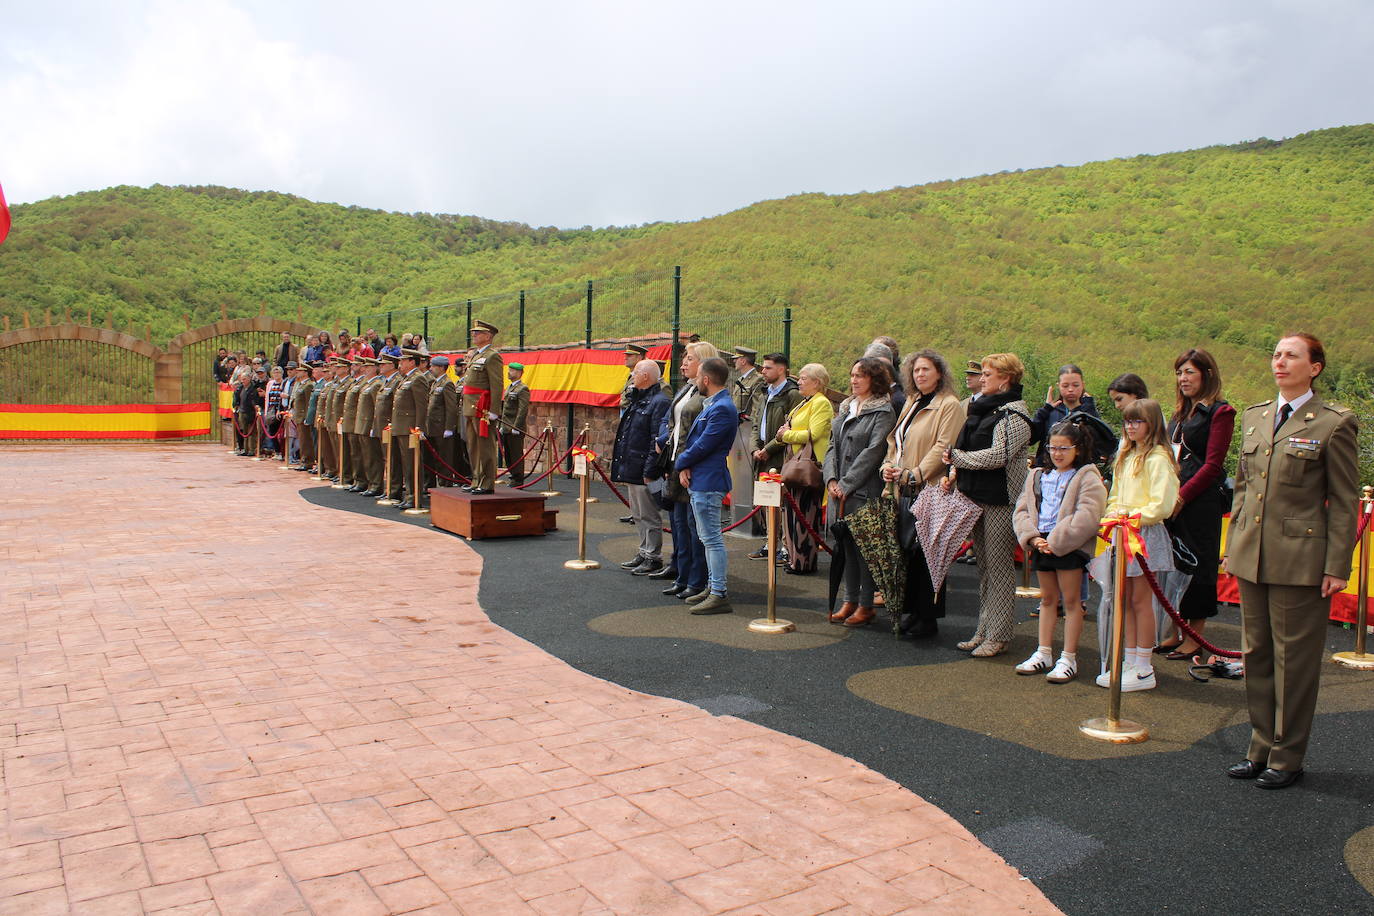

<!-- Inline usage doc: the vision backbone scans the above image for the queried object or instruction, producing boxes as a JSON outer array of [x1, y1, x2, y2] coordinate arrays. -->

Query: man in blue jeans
[[674, 357, 740, 615]]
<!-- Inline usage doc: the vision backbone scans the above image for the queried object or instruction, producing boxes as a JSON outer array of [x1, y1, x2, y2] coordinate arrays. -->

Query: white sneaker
[[1046, 656, 1077, 684], [1122, 668, 1157, 692], [1014, 652, 1053, 675], [1095, 668, 1124, 688]]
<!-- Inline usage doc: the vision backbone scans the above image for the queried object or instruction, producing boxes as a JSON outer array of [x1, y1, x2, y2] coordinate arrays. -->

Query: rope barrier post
[[1015, 459, 1040, 598], [331, 421, 350, 489], [404, 431, 430, 516], [748, 474, 794, 635], [540, 424, 561, 497], [564, 447, 600, 570], [309, 422, 326, 480], [577, 424, 598, 503], [1333, 485, 1374, 670], [252, 411, 265, 461], [1080, 512, 1149, 744], [377, 427, 399, 505], [278, 418, 291, 469]]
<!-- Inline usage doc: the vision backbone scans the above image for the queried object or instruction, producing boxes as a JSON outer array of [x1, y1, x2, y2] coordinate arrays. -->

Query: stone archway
[[0, 324, 164, 406], [0, 323, 164, 361], [162, 316, 319, 403]]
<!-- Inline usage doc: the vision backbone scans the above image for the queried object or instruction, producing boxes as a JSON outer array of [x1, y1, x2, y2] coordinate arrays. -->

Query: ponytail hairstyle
[[1116, 398, 1176, 477]]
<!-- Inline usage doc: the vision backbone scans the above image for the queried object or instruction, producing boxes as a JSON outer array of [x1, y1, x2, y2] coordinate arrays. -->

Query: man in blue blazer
[[675, 357, 740, 614]]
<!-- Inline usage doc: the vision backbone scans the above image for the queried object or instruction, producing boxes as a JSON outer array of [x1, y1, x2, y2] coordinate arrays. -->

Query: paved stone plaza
[[0, 445, 1057, 915]]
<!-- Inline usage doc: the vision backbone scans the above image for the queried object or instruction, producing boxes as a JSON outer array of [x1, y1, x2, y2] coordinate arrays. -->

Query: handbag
[[781, 442, 822, 491]]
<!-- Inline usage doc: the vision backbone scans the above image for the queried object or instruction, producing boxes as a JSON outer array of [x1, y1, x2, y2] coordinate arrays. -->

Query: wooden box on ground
[[429, 487, 548, 539]]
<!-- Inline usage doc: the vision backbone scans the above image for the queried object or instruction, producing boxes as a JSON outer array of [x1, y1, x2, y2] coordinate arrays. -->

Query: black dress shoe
[[675, 585, 700, 599], [362, 489, 381, 497], [460, 484, 474, 492], [348, 485, 365, 493], [646, 566, 678, 580], [620, 557, 647, 570], [631, 561, 663, 576], [397, 501, 414, 510], [1256, 768, 1304, 790], [1226, 759, 1265, 780], [619, 515, 634, 524], [469, 488, 493, 495], [662, 584, 684, 595], [907, 620, 939, 640]]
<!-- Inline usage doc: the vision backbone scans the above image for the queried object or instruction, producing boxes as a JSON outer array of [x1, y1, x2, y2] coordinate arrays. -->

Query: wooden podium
[[429, 487, 553, 539]]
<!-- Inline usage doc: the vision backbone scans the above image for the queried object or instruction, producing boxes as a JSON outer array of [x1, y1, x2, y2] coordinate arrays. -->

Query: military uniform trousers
[[300, 424, 317, 468], [398, 434, 423, 503], [1238, 578, 1332, 772], [465, 418, 499, 491], [317, 423, 335, 476], [501, 430, 527, 485], [360, 435, 384, 491]]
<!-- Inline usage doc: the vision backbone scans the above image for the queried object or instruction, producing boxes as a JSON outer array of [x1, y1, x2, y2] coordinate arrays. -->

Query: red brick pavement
[[0, 445, 1060, 915]]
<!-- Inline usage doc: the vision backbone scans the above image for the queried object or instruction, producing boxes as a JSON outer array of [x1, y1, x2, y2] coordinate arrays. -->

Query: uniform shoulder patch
[[1321, 402, 1352, 416]]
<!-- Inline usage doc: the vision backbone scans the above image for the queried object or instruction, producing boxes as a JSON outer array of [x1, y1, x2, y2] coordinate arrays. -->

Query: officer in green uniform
[[372, 354, 404, 500], [424, 355, 461, 488], [321, 360, 349, 480], [352, 358, 384, 494], [619, 344, 647, 413], [501, 361, 532, 485], [341, 360, 369, 489], [731, 346, 765, 421], [288, 362, 315, 470], [391, 349, 432, 509], [461, 320, 505, 494], [1222, 333, 1360, 789]]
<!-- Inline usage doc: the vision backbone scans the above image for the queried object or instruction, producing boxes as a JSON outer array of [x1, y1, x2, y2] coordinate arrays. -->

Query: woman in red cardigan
[[1161, 348, 1236, 657]]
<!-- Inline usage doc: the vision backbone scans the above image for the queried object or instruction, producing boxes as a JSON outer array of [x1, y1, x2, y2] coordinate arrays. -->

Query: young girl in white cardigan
[[1012, 420, 1108, 683]]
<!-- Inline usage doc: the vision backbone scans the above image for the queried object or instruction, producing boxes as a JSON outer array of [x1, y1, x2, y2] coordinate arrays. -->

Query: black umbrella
[[827, 496, 850, 615]]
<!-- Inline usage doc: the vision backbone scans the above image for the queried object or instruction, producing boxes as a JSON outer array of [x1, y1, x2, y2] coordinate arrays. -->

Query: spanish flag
[[0, 403, 212, 439], [0, 181, 10, 246], [433, 345, 673, 408]]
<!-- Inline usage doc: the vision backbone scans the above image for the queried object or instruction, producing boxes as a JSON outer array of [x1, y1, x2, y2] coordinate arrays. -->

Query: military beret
[[508, 362, 524, 371], [430, 355, 450, 368]]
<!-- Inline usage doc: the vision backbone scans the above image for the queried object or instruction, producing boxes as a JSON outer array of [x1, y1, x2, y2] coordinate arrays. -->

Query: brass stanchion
[[1080, 513, 1149, 743], [1333, 485, 1374, 670], [331, 421, 349, 489], [564, 448, 600, 570], [309, 424, 326, 480], [749, 495, 795, 635], [252, 411, 266, 461], [376, 427, 399, 505], [404, 431, 429, 516], [540, 424, 561, 498], [577, 424, 598, 503], [277, 418, 292, 469]]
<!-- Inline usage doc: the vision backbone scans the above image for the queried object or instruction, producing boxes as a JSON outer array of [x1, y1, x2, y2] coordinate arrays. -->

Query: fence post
[[670, 265, 682, 391], [519, 290, 526, 351], [423, 306, 429, 344], [356, 317, 361, 337], [466, 300, 473, 349], [387, 311, 392, 334], [783, 305, 792, 366]]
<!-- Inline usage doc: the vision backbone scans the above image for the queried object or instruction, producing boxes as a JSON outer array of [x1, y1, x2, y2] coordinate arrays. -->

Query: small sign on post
[[749, 472, 794, 635]]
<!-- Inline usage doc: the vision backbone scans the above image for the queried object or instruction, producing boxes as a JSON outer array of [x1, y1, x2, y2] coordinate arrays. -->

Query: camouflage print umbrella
[[912, 481, 984, 597], [846, 484, 907, 636]]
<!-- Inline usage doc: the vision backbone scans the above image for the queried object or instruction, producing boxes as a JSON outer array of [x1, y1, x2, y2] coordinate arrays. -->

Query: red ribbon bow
[[1100, 513, 1148, 560], [572, 446, 597, 462], [757, 471, 782, 483]]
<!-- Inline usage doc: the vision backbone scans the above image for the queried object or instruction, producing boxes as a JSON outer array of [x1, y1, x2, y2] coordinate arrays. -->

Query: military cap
[[733, 346, 757, 360], [379, 353, 400, 366], [623, 344, 647, 356], [430, 355, 450, 368], [718, 350, 737, 359], [508, 362, 524, 371], [399, 348, 425, 360], [964, 360, 983, 374], [286, 360, 299, 369], [360, 357, 380, 366], [470, 319, 499, 335], [335, 357, 354, 366]]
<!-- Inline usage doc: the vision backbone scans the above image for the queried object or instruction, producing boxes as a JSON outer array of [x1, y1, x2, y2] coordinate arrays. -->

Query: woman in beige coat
[[880, 349, 965, 638]]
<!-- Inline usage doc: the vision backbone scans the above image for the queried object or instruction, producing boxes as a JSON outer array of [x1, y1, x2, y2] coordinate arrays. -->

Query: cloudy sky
[[2, 0, 1371, 227]]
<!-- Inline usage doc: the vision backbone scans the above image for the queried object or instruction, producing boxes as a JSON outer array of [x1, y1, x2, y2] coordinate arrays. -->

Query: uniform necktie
[[1275, 402, 1292, 432]]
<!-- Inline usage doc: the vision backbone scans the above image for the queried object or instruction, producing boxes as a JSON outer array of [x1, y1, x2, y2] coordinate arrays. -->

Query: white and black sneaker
[[1122, 668, 1157, 692], [1045, 656, 1077, 684], [1014, 652, 1053, 676]]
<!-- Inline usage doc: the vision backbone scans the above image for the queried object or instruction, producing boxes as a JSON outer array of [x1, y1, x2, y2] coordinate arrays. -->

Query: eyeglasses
[[1047, 445, 1076, 453], [1124, 419, 1146, 426]]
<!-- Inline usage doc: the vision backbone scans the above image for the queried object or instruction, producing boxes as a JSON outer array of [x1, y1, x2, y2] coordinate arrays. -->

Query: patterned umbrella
[[911, 482, 984, 597], [847, 485, 908, 635]]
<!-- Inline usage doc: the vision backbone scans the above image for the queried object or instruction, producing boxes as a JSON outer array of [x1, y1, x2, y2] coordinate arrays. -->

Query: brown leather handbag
[[781, 442, 822, 491]]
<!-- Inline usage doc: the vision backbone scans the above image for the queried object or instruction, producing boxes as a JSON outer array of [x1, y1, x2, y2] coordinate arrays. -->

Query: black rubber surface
[[301, 477, 1374, 916]]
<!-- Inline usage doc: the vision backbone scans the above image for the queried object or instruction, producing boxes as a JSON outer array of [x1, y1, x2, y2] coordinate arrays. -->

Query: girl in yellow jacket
[[1099, 398, 1180, 692]]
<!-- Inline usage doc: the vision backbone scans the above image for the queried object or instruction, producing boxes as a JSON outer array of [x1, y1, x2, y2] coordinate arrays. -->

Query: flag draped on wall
[[217, 383, 234, 418], [433, 345, 672, 408], [0, 403, 212, 439], [0, 181, 11, 245]]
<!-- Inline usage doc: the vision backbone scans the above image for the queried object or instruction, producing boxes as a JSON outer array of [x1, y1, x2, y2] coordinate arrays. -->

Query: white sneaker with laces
[[1095, 667, 1127, 688], [1046, 656, 1077, 683], [1122, 668, 1157, 691], [1014, 652, 1052, 675]]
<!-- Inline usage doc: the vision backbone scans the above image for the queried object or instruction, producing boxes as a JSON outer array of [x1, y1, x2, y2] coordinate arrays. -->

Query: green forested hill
[[4, 125, 1374, 438]]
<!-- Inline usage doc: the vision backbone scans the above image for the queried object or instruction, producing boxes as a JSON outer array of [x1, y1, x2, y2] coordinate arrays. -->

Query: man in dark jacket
[[748, 352, 805, 558], [612, 360, 672, 576]]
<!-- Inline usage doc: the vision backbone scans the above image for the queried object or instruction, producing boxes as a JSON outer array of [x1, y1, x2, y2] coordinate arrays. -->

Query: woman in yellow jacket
[[771, 363, 835, 574], [880, 349, 966, 638]]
